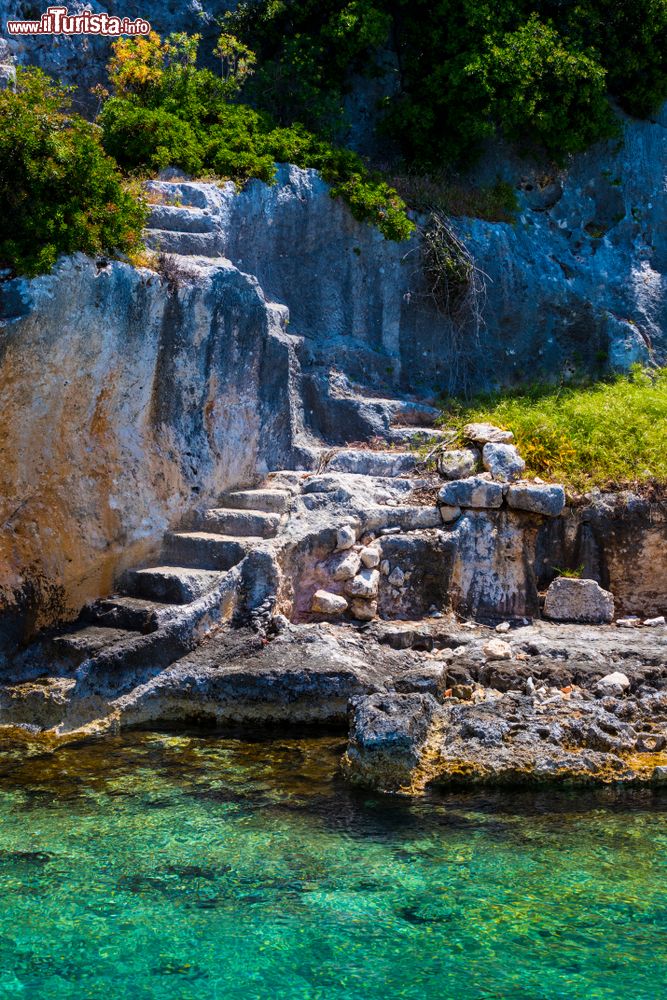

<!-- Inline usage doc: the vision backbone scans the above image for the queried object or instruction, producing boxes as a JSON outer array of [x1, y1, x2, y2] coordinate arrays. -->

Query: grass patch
[[437, 368, 667, 492]]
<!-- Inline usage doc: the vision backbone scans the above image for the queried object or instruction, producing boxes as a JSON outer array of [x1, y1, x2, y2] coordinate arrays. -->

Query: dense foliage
[[228, 0, 667, 165], [0, 68, 146, 277], [99, 32, 414, 241], [438, 368, 667, 490]]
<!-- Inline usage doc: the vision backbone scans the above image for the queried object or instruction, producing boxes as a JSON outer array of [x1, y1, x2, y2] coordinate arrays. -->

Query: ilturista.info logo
[[6, 5, 151, 35]]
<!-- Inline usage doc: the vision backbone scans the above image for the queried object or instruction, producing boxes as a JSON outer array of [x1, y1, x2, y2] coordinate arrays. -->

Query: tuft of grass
[[437, 367, 667, 492], [554, 564, 585, 578]]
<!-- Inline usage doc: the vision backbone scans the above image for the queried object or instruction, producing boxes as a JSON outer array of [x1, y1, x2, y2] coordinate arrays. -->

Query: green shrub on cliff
[[98, 32, 414, 242], [0, 67, 146, 277], [439, 368, 667, 491], [228, 0, 667, 167]]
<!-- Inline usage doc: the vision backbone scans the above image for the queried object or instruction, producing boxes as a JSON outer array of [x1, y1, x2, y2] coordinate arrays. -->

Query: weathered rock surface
[[3, 616, 666, 754], [0, 254, 302, 643], [482, 443, 526, 483], [342, 618, 667, 792], [537, 492, 667, 616], [508, 483, 566, 516], [342, 692, 439, 789], [344, 682, 667, 793], [437, 448, 481, 480], [438, 477, 504, 509], [544, 578, 615, 624]]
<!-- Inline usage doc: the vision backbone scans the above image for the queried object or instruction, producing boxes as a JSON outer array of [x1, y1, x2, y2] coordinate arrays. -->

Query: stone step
[[388, 399, 441, 427], [385, 427, 451, 446], [323, 450, 419, 477], [163, 531, 261, 570], [147, 204, 218, 234], [200, 508, 281, 538], [48, 626, 135, 666], [122, 565, 221, 604], [219, 489, 292, 514], [145, 180, 219, 210], [85, 595, 169, 633], [144, 229, 222, 258]]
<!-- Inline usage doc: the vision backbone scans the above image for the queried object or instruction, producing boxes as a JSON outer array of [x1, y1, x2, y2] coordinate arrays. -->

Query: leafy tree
[[470, 14, 617, 160], [0, 67, 146, 277]]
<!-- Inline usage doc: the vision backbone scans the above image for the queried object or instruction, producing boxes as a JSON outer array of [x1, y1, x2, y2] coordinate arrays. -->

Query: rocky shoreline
[[2, 615, 666, 793]]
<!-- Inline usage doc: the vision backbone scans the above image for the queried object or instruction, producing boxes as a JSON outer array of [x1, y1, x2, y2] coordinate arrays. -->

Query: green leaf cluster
[[0, 68, 147, 277], [99, 32, 414, 242], [228, 0, 667, 166]]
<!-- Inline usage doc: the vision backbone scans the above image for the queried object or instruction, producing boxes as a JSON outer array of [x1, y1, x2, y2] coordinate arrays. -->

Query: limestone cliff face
[[206, 144, 666, 395], [0, 253, 298, 642]]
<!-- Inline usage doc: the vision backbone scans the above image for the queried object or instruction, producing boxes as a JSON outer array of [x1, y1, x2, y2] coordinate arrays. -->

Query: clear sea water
[[0, 729, 666, 1000]]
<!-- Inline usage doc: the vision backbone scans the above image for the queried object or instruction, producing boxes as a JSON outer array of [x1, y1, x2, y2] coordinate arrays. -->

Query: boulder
[[482, 638, 512, 661], [387, 566, 405, 588], [438, 476, 504, 509], [463, 422, 514, 445], [345, 568, 380, 599], [360, 545, 381, 569], [336, 524, 356, 550], [482, 443, 526, 483], [437, 448, 481, 480], [440, 504, 462, 523], [342, 692, 440, 790], [332, 551, 362, 581], [350, 598, 378, 621], [597, 671, 631, 691], [544, 578, 615, 624], [311, 590, 348, 616], [506, 482, 566, 516]]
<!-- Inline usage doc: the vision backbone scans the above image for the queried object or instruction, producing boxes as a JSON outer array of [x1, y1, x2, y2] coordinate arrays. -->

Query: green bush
[[100, 99, 204, 175], [469, 15, 617, 160], [99, 33, 414, 242], [552, 0, 667, 118], [228, 0, 667, 168], [0, 67, 146, 277]]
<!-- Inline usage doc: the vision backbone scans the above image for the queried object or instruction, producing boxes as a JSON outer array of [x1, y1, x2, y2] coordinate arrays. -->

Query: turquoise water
[[0, 730, 666, 999]]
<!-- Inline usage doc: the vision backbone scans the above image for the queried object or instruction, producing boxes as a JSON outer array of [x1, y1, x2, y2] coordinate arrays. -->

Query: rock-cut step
[[147, 204, 218, 234], [199, 508, 281, 538], [85, 595, 171, 633], [47, 625, 136, 666], [219, 489, 292, 514], [163, 531, 264, 571], [321, 449, 420, 477], [122, 565, 221, 604], [144, 229, 222, 258]]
